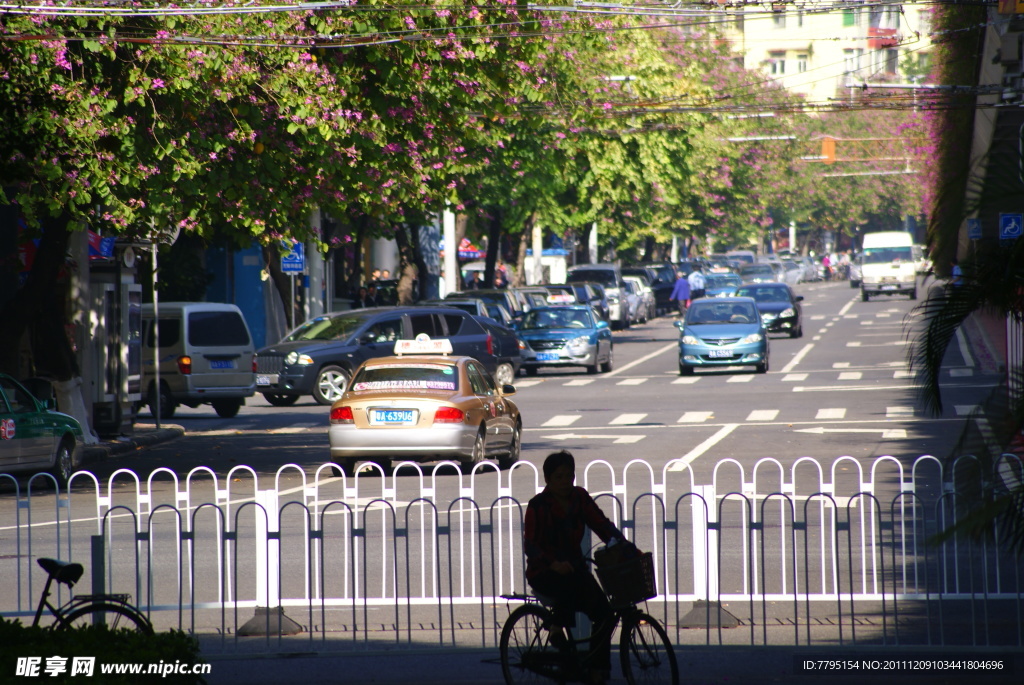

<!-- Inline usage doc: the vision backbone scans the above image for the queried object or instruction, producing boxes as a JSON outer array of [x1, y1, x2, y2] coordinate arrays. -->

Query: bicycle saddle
[[38, 558, 84, 587]]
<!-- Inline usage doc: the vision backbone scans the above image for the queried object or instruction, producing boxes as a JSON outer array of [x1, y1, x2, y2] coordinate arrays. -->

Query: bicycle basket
[[595, 551, 656, 606]]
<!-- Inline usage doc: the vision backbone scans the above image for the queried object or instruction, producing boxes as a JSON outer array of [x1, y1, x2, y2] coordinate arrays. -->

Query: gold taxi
[[328, 337, 521, 475]]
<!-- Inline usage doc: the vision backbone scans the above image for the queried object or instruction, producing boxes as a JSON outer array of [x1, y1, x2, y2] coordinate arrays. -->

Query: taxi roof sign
[[393, 334, 453, 356]]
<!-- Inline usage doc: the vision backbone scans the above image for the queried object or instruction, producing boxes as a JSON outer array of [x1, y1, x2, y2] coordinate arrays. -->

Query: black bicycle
[[499, 552, 678, 685], [31, 558, 153, 634]]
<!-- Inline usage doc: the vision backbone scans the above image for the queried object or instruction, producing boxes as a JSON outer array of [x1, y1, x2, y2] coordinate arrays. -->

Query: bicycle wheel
[[619, 612, 678, 685], [59, 602, 154, 635], [500, 604, 566, 684]]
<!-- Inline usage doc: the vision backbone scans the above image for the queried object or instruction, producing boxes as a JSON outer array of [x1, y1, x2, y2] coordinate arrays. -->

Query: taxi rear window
[[351, 364, 458, 392]]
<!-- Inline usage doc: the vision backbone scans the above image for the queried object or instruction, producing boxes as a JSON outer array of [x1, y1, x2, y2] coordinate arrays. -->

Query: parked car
[[254, 307, 500, 406], [514, 305, 613, 375], [0, 374, 83, 487], [472, 316, 523, 386], [739, 263, 779, 284], [421, 298, 514, 327], [140, 302, 256, 419], [734, 282, 804, 338], [542, 284, 579, 305], [568, 282, 611, 323], [779, 260, 803, 286], [327, 338, 521, 475], [624, 262, 676, 316], [447, 288, 523, 317], [621, 278, 645, 324], [674, 297, 769, 375], [703, 272, 741, 298], [623, 274, 656, 321], [511, 287, 550, 312], [566, 264, 630, 330]]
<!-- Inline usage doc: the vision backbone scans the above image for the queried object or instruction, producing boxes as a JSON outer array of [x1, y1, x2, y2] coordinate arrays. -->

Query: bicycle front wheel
[[619, 612, 678, 685], [59, 602, 154, 635], [499, 604, 565, 685]]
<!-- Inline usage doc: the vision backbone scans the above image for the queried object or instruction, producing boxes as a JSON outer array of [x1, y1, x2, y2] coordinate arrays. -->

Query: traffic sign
[[281, 241, 305, 273], [999, 213, 1022, 240], [967, 218, 982, 240]]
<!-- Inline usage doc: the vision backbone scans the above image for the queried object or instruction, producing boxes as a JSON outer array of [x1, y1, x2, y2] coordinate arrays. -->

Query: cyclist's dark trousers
[[529, 569, 613, 671]]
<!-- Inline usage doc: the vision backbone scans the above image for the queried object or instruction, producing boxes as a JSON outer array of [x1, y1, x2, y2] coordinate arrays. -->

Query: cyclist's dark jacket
[[524, 486, 621, 580]]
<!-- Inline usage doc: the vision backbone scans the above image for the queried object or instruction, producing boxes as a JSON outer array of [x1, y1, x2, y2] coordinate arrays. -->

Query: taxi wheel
[[313, 366, 350, 406], [494, 363, 515, 387], [756, 356, 769, 374], [263, 393, 299, 407], [600, 348, 614, 373], [679, 364, 694, 376], [499, 427, 521, 469], [49, 441, 74, 488], [790, 323, 803, 339], [462, 428, 486, 470]]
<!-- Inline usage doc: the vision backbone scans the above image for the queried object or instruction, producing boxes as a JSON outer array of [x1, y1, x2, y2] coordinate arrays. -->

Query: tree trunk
[[513, 218, 531, 288], [392, 223, 418, 305], [484, 208, 502, 287]]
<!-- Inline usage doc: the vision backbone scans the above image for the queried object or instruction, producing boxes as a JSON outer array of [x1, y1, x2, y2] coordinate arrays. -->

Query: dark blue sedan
[[514, 306, 613, 375]]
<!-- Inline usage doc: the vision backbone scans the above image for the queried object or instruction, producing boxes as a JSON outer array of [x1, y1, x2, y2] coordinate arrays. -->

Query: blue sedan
[[515, 306, 613, 375], [675, 297, 769, 375]]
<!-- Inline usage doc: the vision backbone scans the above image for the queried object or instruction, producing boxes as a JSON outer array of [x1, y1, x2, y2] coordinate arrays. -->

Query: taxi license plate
[[211, 360, 235, 369], [256, 374, 278, 386], [536, 352, 559, 361], [708, 349, 733, 358], [881, 285, 897, 291], [371, 410, 415, 425]]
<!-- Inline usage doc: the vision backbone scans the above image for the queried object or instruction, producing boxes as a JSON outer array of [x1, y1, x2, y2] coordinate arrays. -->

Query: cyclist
[[523, 450, 636, 685]]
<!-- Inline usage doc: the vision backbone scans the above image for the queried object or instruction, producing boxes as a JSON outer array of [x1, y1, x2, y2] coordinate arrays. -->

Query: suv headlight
[[740, 333, 763, 344], [285, 351, 315, 365]]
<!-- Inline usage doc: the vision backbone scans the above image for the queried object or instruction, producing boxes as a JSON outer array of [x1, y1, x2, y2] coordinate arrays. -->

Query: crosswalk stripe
[[860, 320, 874, 325], [678, 411, 714, 423], [893, 370, 913, 379], [746, 409, 779, 421], [886, 406, 914, 418], [672, 377, 700, 384], [833, 362, 851, 368], [515, 379, 545, 387], [610, 413, 647, 425], [616, 378, 648, 386], [727, 375, 755, 383], [838, 371, 863, 380], [542, 415, 580, 427], [564, 379, 595, 386], [816, 408, 846, 419], [782, 373, 808, 382]]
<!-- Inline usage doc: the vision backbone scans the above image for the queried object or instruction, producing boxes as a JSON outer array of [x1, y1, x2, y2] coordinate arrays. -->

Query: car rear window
[[568, 269, 616, 285], [351, 364, 459, 392], [187, 311, 250, 347]]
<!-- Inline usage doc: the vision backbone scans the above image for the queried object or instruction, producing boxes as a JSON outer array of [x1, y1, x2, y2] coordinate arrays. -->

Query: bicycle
[[499, 552, 678, 685], [31, 557, 153, 634]]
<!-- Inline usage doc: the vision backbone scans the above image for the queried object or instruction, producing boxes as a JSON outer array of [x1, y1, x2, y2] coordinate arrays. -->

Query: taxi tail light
[[486, 333, 494, 356], [177, 356, 192, 375], [330, 406, 354, 423], [433, 407, 465, 424]]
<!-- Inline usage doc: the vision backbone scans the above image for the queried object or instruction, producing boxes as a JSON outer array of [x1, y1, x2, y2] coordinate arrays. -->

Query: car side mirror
[[595, 320, 609, 330], [795, 295, 804, 302], [674, 320, 685, 330], [501, 384, 516, 396]]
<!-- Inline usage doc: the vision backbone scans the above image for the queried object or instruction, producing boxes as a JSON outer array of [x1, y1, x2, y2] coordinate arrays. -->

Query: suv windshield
[[285, 313, 370, 342]]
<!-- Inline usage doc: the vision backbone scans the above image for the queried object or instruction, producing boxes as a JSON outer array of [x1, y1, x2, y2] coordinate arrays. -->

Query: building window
[[843, 8, 856, 27], [843, 49, 855, 73], [797, 10, 804, 27], [885, 49, 898, 74], [797, 54, 809, 73], [773, 13, 786, 29], [769, 51, 786, 75]]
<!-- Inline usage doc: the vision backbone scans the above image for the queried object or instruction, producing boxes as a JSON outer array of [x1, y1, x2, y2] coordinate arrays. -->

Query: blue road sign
[[967, 218, 982, 240], [281, 241, 305, 273], [999, 213, 1022, 240]]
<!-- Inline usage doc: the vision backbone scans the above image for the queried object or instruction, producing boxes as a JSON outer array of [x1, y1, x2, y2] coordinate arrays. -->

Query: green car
[[0, 374, 83, 487]]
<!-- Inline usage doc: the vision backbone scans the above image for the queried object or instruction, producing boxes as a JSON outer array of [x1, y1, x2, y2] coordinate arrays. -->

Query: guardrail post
[[238, 488, 301, 636]]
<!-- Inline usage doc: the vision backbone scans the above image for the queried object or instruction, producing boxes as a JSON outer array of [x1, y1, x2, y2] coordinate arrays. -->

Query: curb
[[80, 424, 185, 466]]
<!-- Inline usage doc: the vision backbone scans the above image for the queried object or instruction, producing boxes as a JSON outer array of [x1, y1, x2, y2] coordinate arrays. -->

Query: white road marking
[[605, 342, 677, 377], [887, 406, 914, 418], [678, 411, 714, 423], [610, 413, 647, 425], [838, 299, 856, 316], [548, 433, 645, 444], [846, 341, 862, 347], [860, 320, 874, 325], [515, 379, 545, 387], [542, 415, 580, 427], [838, 371, 863, 380], [669, 424, 738, 471], [564, 379, 595, 386], [782, 373, 808, 381], [949, 368, 974, 377], [816, 408, 847, 419], [780, 343, 814, 373], [727, 375, 755, 383], [894, 370, 913, 379], [793, 384, 919, 392], [616, 377, 648, 386], [955, 327, 974, 368], [795, 426, 907, 439], [810, 315, 826, 320], [672, 377, 700, 384], [833, 362, 851, 368], [746, 409, 779, 421]]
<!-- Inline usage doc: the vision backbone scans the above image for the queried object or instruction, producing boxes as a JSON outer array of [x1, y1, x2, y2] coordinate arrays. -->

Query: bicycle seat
[[38, 558, 84, 587]]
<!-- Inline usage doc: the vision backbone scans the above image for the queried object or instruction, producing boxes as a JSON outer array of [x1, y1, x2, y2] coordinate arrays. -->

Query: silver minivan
[[140, 302, 256, 418]]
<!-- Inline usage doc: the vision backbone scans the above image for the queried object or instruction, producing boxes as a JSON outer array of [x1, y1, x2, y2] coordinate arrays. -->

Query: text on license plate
[[256, 374, 278, 386], [881, 285, 897, 290], [536, 352, 559, 361], [372, 410, 415, 424], [708, 349, 733, 358], [210, 360, 235, 369]]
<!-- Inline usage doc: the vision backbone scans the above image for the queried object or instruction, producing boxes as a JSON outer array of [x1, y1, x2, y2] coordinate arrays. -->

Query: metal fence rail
[[2, 455, 1022, 653]]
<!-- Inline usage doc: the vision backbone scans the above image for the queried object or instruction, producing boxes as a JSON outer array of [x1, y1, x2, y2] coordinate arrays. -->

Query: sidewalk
[[79, 422, 184, 466]]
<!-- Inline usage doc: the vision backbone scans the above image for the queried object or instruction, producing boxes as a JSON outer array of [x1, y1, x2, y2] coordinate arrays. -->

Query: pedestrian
[[687, 267, 706, 300], [381, 269, 391, 280], [524, 451, 636, 685], [369, 268, 381, 283], [670, 271, 691, 316], [494, 261, 509, 289], [351, 287, 373, 309], [365, 284, 379, 307], [465, 271, 484, 290], [821, 254, 832, 281]]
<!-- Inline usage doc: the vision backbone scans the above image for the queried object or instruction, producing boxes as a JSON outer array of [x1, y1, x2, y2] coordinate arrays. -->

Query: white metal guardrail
[[1, 455, 1022, 652]]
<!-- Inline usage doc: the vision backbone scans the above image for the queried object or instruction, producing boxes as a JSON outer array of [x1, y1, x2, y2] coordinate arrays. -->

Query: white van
[[859, 232, 917, 301], [140, 302, 256, 418]]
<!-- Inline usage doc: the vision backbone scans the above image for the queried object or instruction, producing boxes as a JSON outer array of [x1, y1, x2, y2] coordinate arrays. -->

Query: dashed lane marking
[[816, 408, 847, 419], [782, 373, 808, 382], [838, 371, 863, 380], [616, 378, 648, 386], [678, 411, 714, 423], [541, 415, 580, 427], [746, 409, 779, 421], [609, 413, 647, 425]]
